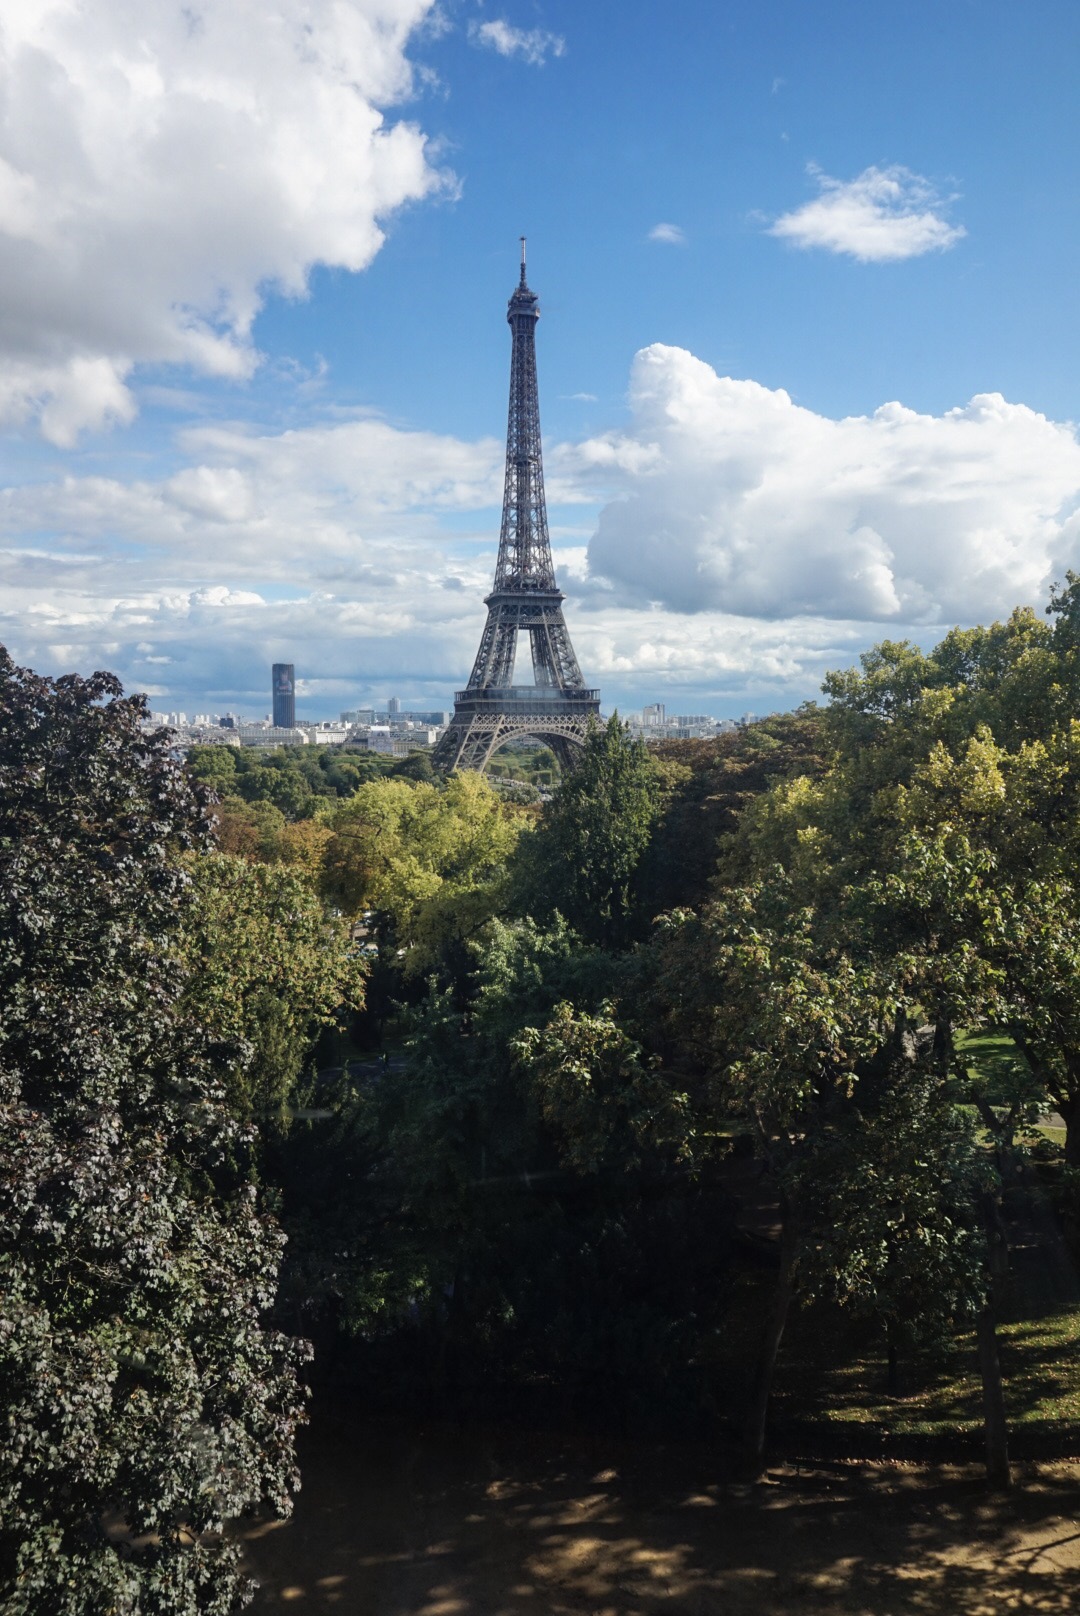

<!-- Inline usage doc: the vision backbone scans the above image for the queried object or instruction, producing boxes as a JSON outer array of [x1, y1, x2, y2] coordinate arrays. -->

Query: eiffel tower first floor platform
[[432, 685, 601, 774]]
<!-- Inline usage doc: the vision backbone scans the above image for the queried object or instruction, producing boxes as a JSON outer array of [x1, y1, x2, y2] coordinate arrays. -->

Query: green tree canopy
[[0, 650, 306, 1614], [322, 771, 528, 976], [179, 851, 366, 1122], [516, 715, 666, 947]]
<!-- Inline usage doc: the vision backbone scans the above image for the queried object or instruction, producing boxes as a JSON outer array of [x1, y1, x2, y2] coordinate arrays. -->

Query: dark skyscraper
[[272, 663, 296, 728]]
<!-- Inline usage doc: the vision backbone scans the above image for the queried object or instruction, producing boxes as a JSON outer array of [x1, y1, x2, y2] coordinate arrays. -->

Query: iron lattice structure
[[434, 243, 600, 773]]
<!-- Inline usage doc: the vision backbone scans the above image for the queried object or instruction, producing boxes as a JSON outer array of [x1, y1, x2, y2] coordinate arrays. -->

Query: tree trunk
[[886, 1330, 900, 1397], [743, 1199, 798, 1474], [1008, 1029, 1080, 1164], [1061, 1091, 1080, 1168], [976, 1305, 1011, 1490], [977, 1188, 1012, 1491]]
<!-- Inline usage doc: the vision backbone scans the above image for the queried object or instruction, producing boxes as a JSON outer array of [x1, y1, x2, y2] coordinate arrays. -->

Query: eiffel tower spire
[[434, 244, 600, 773]]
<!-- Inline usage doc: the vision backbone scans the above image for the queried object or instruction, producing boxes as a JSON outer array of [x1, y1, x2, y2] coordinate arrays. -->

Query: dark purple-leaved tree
[[0, 649, 307, 1614]]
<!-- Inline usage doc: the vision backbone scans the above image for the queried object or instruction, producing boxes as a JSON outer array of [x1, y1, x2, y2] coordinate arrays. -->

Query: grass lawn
[[770, 1303, 1080, 1455], [956, 1026, 1046, 1110]]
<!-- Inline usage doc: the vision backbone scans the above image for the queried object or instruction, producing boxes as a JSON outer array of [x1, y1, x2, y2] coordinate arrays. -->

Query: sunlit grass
[[770, 1297, 1080, 1446]]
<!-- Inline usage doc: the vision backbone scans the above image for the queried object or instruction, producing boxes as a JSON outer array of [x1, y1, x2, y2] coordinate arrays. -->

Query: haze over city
[[2, 0, 1079, 719]]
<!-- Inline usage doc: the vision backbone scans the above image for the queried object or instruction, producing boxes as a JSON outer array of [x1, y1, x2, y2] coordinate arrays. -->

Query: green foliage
[[821, 603, 1068, 766], [280, 922, 731, 1426], [211, 795, 336, 871], [516, 715, 666, 945], [24, 581, 1080, 1514], [0, 649, 305, 1614], [471, 914, 624, 1046], [644, 706, 829, 906], [179, 851, 366, 1122], [485, 741, 559, 785], [795, 1070, 987, 1352], [187, 742, 403, 822], [513, 1000, 693, 1177], [322, 771, 528, 976]]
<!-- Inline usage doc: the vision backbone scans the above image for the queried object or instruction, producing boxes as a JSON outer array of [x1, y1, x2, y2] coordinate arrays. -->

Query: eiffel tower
[[433, 241, 600, 773]]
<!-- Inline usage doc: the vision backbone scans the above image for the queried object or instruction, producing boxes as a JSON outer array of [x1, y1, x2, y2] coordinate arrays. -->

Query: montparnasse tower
[[433, 240, 600, 772]]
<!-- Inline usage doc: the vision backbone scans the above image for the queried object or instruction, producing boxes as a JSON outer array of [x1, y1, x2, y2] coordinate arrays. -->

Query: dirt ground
[[244, 1408, 1080, 1615]]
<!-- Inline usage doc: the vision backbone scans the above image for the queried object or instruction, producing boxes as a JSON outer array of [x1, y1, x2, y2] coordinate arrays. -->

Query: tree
[[644, 706, 829, 909], [860, 723, 1080, 1165], [322, 771, 528, 978], [517, 716, 666, 947], [794, 1069, 987, 1390], [651, 838, 1011, 1483], [0, 650, 306, 1614], [179, 851, 366, 1123], [513, 1000, 693, 1179], [666, 877, 893, 1469]]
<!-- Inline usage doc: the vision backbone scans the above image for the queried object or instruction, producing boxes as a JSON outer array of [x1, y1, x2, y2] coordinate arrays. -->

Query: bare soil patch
[[245, 1407, 1080, 1614]]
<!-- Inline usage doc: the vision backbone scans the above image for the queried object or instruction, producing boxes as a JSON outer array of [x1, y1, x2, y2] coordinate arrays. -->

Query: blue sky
[[2, 0, 1080, 718]]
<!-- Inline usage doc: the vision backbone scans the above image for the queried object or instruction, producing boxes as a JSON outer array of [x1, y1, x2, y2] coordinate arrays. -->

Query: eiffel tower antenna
[[434, 244, 600, 773]]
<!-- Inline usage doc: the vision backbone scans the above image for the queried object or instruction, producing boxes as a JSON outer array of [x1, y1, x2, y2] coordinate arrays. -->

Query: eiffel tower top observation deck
[[433, 241, 600, 773]]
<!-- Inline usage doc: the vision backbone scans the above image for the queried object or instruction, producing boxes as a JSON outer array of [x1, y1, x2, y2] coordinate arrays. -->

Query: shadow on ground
[[245, 1409, 1080, 1614]]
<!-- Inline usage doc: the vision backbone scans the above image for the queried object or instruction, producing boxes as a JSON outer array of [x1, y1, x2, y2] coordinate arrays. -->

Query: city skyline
[[1, 2, 1080, 718]]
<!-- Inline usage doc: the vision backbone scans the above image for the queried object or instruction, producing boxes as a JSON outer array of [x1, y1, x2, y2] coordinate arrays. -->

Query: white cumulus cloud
[[769, 164, 966, 262], [467, 18, 565, 65], [0, 0, 448, 442], [579, 344, 1080, 624]]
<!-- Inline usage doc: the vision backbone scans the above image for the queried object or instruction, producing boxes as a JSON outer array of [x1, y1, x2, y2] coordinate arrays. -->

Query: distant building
[[272, 663, 296, 729], [237, 724, 308, 748], [402, 709, 452, 726], [364, 726, 409, 756], [299, 723, 351, 747], [387, 696, 401, 716], [622, 705, 741, 742]]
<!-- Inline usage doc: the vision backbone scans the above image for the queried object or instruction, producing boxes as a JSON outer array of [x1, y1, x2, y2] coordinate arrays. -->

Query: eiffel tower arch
[[434, 241, 600, 774]]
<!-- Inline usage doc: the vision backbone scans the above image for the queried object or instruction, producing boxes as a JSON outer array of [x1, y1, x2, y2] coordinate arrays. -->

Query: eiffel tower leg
[[434, 709, 510, 773], [431, 724, 465, 770], [547, 733, 585, 773], [456, 720, 501, 772]]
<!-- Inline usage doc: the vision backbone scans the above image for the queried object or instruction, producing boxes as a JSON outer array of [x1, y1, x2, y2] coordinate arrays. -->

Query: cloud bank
[[4, 346, 1080, 712], [579, 345, 1080, 625], [769, 165, 965, 262], [0, 0, 447, 442]]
